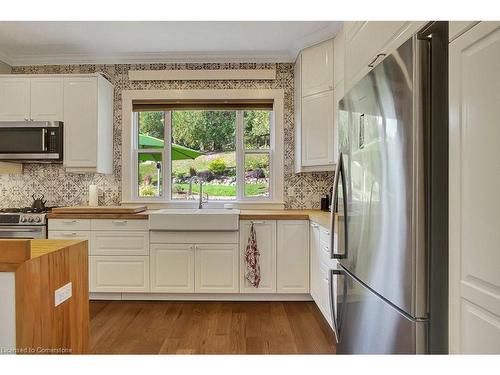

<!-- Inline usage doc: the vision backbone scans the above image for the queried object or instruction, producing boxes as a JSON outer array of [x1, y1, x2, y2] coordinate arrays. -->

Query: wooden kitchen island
[[0, 239, 89, 354]]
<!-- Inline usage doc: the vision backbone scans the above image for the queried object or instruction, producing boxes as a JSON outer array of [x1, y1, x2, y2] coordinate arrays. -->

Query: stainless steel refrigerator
[[329, 22, 448, 354]]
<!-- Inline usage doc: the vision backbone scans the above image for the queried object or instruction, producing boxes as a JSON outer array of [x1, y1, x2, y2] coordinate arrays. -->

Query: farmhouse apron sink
[[148, 209, 240, 231]]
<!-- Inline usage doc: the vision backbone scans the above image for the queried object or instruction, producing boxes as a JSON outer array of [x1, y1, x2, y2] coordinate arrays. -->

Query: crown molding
[[3, 51, 295, 66], [290, 22, 343, 61]]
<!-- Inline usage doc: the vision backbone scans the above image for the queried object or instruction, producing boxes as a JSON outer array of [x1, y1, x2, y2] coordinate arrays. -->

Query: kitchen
[[1, 3, 500, 370]]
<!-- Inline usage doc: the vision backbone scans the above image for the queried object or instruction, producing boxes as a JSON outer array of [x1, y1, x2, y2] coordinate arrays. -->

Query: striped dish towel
[[244, 223, 261, 288]]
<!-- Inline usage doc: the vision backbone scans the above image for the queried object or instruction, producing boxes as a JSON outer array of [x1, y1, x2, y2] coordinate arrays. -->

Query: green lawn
[[173, 183, 268, 197]]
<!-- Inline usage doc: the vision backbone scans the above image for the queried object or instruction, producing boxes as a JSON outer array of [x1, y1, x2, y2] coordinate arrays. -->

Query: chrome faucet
[[188, 176, 208, 209]]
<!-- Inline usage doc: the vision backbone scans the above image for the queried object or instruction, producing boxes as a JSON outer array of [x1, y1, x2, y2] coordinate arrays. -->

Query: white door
[[89, 255, 149, 293], [195, 244, 238, 293], [0, 77, 30, 121], [30, 78, 63, 121], [277, 220, 310, 293], [150, 244, 194, 293], [240, 220, 277, 293], [449, 21, 500, 354], [63, 77, 97, 168], [301, 91, 334, 167], [309, 222, 321, 302], [301, 40, 334, 96]]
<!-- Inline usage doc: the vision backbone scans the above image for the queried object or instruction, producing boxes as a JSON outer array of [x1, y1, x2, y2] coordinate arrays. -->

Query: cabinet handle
[[112, 220, 127, 224], [24, 118, 29, 121], [189, 245, 194, 250], [194, 245, 199, 250], [251, 220, 265, 224], [63, 220, 77, 223], [63, 232, 77, 236], [368, 53, 386, 68], [311, 223, 319, 228]]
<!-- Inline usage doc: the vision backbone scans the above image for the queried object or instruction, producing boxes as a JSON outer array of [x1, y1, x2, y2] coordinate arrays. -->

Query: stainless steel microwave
[[0, 121, 63, 162]]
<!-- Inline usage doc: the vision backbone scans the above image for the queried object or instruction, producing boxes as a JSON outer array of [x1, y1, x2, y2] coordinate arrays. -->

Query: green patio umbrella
[[138, 134, 203, 161], [138, 134, 203, 196]]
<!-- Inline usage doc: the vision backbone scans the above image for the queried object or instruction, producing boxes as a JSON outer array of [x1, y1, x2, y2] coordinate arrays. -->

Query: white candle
[[89, 185, 98, 206]]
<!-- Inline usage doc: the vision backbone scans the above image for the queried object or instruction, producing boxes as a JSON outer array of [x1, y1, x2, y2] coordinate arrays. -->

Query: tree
[[244, 110, 270, 149], [138, 112, 164, 139]]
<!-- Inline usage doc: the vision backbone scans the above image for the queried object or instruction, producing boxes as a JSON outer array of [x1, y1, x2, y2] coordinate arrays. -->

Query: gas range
[[0, 207, 49, 225], [0, 207, 53, 239]]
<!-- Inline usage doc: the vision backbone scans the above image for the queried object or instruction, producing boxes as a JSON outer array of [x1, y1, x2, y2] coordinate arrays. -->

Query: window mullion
[[236, 110, 244, 200], [165, 111, 172, 202]]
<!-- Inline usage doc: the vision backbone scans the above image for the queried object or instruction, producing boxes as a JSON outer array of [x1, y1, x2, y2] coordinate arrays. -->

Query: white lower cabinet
[[276, 220, 310, 293], [150, 244, 195, 292], [240, 220, 277, 293], [89, 255, 150, 292], [310, 222, 321, 302], [195, 244, 239, 293], [310, 221, 335, 330], [91, 231, 149, 256]]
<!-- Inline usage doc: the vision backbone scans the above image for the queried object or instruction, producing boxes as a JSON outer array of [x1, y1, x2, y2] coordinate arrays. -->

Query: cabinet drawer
[[150, 230, 238, 244], [90, 231, 149, 256], [89, 255, 149, 292], [48, 230, 90, 241], [48, 219, 91, 231], [91, 219, 148, 231]]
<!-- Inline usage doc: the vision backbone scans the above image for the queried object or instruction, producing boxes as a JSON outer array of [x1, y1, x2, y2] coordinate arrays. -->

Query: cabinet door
[[240, 220, 277, 293], [449, 22, 500, 354], [195, 244, 238, 293], [309, 222, 321, 302], [277, 220, 309, 293], [48, 230, 90, 242], [0, 77, 30, 121], [30, 77, 63, 121], [301, 39, 334, 96], [150, 244, 194, 293], [333, 28, 345, 88], [301, 91, 334, 167], [63, 77, 97, 168], [89, 255, 149, 292]]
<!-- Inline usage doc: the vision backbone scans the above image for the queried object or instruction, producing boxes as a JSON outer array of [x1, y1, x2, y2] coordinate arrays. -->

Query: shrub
[[139, 185, 156, 197], [208, 158, 227, 175], [189, 167, 197, 177]]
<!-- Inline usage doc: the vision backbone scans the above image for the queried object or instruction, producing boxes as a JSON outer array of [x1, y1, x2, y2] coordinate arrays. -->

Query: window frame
[[122, 89, 284, 207]]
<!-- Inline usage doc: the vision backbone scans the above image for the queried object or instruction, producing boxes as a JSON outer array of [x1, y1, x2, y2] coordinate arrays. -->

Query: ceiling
[[0, 21, 342, 66]]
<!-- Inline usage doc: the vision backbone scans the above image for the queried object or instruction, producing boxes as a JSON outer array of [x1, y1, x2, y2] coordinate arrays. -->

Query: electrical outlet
[[54, 282, 72, 307]]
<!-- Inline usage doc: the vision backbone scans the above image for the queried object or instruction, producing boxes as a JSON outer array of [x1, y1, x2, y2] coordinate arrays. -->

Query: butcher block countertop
[[47, 208, 331, 228], [0, 239, 86, 271]]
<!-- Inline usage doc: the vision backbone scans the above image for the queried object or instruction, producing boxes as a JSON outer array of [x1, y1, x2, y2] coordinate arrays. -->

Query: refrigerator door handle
[[330, 152, 348, 259], [329, 268, 346, 343]]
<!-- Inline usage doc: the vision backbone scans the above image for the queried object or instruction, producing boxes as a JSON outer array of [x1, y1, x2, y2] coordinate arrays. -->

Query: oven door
[[0, 226, 47, 239], [0, 121, 63, 161]]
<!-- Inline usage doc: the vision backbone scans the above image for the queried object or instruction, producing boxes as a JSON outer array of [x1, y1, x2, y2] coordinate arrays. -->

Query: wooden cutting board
[[52, 206, 147, 214]]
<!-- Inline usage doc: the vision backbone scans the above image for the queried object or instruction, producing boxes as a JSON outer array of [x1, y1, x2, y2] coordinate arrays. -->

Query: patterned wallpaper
[[0, 63, 333, 209]]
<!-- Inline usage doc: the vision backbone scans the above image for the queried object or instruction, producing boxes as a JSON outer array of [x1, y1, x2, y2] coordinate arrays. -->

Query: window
[[132, 106, 273, 202]]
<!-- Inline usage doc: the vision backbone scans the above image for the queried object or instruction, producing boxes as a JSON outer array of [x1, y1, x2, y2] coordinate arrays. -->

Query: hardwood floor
[[89, 300, 336, 354]]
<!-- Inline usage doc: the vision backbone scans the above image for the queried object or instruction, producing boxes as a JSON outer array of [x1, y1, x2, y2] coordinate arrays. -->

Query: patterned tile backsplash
[[0, 63, 333, 209]]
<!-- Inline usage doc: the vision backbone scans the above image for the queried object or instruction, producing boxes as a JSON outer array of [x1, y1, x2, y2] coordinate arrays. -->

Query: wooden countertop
[[47, 211, 150, 220], [0, 239, 87, 271], [47, 208, 332, 228]]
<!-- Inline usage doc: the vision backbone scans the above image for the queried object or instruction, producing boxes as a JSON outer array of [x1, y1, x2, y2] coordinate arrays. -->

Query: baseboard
[[89, 292, 313, 302]]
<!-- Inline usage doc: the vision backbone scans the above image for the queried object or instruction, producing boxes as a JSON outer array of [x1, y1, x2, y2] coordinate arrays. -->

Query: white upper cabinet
[[301, 91, 334, 167], [0, 77, 31, 121], [333, 28, 345, 88], [449, 21, 500, 354], [0, 76, 63, 122], [30, 77, 63, 121], [295, 37, 338, 173], [301, 39, 334, 96], [344, 21, 426, 90], [63, 75, 113, 174]]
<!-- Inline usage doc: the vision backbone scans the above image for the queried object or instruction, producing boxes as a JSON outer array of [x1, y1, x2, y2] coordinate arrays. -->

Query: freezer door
[[333, 266, 428, 354], [337, 36, 429, 318]]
